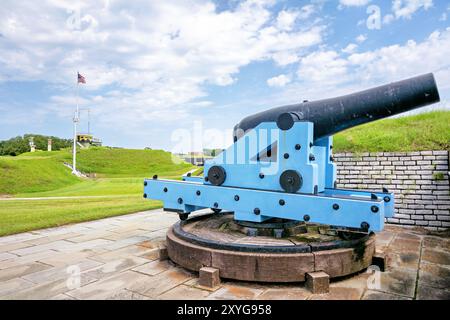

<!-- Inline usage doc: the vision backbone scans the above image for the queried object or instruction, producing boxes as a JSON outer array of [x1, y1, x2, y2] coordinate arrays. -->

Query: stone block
[[158, 243, 168, 261], [198, 267, 220, 289], [372, 252, 387, 272], [399, 219, 415, 225], [306, 271, 329, 294]]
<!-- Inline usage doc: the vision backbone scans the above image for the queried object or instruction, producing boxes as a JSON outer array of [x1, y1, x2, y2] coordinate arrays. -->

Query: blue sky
[[0, 0, 449, 152]]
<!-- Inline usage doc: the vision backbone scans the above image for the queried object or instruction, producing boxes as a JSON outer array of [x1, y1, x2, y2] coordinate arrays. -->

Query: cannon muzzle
[[233, 73, 440, 141]]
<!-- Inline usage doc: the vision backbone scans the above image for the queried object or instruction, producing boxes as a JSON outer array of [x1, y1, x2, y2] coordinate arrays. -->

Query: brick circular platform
[[166, 214, 376, 282]]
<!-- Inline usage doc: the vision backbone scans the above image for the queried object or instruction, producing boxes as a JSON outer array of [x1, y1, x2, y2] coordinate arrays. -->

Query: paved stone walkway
[[0, 209, 449, 300]]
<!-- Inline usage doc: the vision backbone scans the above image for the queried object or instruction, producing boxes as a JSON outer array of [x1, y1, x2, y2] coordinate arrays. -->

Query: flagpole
[[72, 74, 79, 175]]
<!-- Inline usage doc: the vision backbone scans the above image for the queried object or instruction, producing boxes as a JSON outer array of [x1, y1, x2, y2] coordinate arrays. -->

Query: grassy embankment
[[334, 110, 450, 153], [0, 147, 194, 236]]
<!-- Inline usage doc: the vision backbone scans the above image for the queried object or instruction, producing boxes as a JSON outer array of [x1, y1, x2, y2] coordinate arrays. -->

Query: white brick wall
[[334, 150, 450, 230]]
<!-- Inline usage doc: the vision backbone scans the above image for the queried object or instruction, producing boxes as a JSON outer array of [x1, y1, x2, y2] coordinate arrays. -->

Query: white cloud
[[348, 29, 450, 87], [276, 4, 315, 30], [339, 0, 371, 7], [383, 14, 395, 24], [267, 74, 291, 87], [272, 51, 299, 66], [0, 0, 325, 127], [276, 10, 299, 31], [298, 51, 349, 84], [290, 28, 450, 108], [356, 34, 367, 43], [342, 43, 358, 54], [298, 5, 316, 20], [392, 0, 433, 19]]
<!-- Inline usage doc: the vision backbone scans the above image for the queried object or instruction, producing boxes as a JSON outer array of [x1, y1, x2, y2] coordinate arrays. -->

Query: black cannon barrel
[[233, 73, 440, 141]]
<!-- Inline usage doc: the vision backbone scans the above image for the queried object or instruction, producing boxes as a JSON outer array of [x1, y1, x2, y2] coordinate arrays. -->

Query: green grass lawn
[[0, 147, 194, 236], [56, 147, 193, 178], [334, 111, 450, 153], [0, 156, 80, 195], [14, 177, 144, 198], [0, 196, 162, 236], [0, 147, 194, 197]]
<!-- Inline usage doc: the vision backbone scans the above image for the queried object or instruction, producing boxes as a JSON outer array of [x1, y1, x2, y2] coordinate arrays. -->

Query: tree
[[0, 134, 72, 156]]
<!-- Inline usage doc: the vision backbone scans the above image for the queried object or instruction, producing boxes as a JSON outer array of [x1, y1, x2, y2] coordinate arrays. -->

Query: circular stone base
[[166, 213, 376, 282]]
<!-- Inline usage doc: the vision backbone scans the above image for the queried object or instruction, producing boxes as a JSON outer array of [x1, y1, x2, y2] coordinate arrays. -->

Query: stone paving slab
[[0, 262, 53, 282], [0, 278, 34, 297], [65, 270, 151, 300], [0, 250, 58, 270], [418, 262, 450, 289], [38, 251, 97, 267], [362, 290, 412, 300], [0, 242, 34, 254], [416, 283, 450, 300], [208, 284, 265, 300], [377, 268, 418, 298], [0, 252, 18, 262], [89, 245, 157, 263], [256, 287, 311, 300], [421, 248, 450, 265], [82, 256, 149, 281], [132, 260, 172, 276], [24, 232, 82, 246], [22, 259, 102, 284], [0, 209, 448, 300], [157, 284, 211, 300], [10, 240, 75, 256], [309, 287, 363, 300], [127, 267, 194, 298], [388, 251, 420, 270], [5, 274, 99, 300]]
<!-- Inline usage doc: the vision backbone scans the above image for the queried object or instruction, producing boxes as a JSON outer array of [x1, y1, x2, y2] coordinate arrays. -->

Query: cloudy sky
[[0, 0, 449, 151]]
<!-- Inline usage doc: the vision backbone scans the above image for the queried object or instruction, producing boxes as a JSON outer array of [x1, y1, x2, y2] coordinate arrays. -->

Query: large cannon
[[145, 73, 439, 232], [143, 73, 440, 284], [233, 73, 439, 141]]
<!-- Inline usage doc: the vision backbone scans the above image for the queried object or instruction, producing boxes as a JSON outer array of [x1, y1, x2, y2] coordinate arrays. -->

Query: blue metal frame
[[144, 121, 394, 232]]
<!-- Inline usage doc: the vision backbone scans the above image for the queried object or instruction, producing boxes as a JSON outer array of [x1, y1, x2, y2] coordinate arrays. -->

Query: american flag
[[77, 72, 86, 84]]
